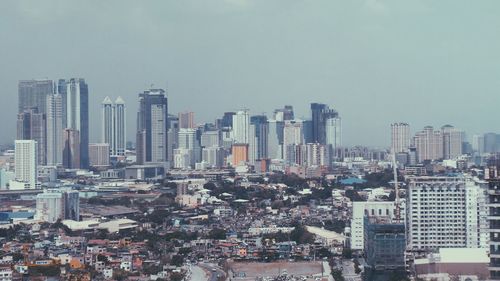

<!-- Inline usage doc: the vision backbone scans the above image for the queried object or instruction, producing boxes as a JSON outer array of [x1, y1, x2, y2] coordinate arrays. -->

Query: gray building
[[17, 107, 46, 165], [64, 78, 89, 169], [18, 79, 54, 114], [136, 89, 168, 164]]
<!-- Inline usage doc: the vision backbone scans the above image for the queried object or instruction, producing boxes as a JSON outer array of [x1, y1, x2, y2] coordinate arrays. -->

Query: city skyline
[[1, 1, 500, 146]]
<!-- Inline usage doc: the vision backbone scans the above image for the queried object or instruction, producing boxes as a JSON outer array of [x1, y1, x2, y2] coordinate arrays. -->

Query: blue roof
[[340, 178, 367, 185], [0, 212, 35, 221]]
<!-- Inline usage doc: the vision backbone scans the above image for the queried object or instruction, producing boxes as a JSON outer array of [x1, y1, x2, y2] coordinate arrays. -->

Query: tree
[[342, 248, 352, 259], [208, 228, 226, 240], [170, 255, 184, 267], [331, 269, 345, 281]]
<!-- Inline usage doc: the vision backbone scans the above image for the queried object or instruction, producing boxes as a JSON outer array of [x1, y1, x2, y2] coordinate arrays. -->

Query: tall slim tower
[[65, 78, 89, 169], [63, 128, 80, 169], [391, 123, 410, 153], [102, 96, 114, 150], [114, 97, 126, 156], [250, 115, 269, 160], [46, 94, 64, 166], [178, 111, 195, 129], [18, 79, 54, 114], [136, 89, 168, 164]]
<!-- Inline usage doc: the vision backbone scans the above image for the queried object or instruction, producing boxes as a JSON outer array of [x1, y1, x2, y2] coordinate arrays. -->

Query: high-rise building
[[351, 201, 399, 250], [391, 123, 410, 153], [35, 189, 79, 223], [65, 78, 89, 168], [485, 133, 499, 153], [11, 140, 38, 190], [176, 128, 200, 168], [325, 114, 341, 162], [63, 129, 80, 169], [18, 79, 54, 114], [202, 147, 224, 168], [102, 96, 126, 156], [441, 125, 464, 160], [136, 89, 168, 164], [232, 144, 249, 166], [178, 111, 195, 129], [201, 130, 221, 148], [220, 112, 235, 128], [364, 217, 406, 273], [17, 108, 46, 165], [413, 126, 444, 162], [472, 134, 485, 154], [89, 143, 110, 168], [250, 115, 269, 160], [488, 178, 500, 280], [232, 110, 250, 144], [274, 105, 294, 121], [267, 120, 283, 160], [310, 103, 340, 145], [283, 120, 303, 164], [406, 176, 488, 251], [46, 94, 63, 166]]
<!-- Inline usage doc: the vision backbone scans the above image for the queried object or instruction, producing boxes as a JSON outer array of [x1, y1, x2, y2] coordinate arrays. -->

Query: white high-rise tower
[[232, 110, 250, 144], [11, 140, 39, 190], [391, 123, 410, 153]]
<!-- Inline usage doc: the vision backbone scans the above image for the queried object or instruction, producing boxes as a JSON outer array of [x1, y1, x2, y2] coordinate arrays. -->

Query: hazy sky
[[1, 0, 500, 147]]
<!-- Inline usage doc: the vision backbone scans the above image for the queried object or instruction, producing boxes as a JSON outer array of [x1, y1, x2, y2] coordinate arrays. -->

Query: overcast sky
[[1, 0, 500, 147]]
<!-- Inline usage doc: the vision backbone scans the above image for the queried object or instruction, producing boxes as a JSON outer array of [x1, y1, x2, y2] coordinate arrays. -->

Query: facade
[[63, 129, 80, 169], [201, 130, 221, 148], [178, 111, 195, 129], [12, 140, 38, 190], [391, 123, 410, 153], [36, 189, 79, 223], [102, 96, 126, 156], [441, 125, 464, 160], [250, 115, 269, 160], [268, 120, 283, 160], [413, 126, 444, 162], [65, 78, 89, 168], [364, 216, 406, 271], [18, 79, 54, 114], [232, 144, 249, 166], [17, 107, 46, 165], [232, 110, 250, 144], [136, 89, 168, 164], [176, 128, 200, 168], [351, 201, 398, 250], [202, 147, 224, 168], [283, 120, 303, 164], [89, 143, 110, 168], [46, 94, 63, 166], [489, 178, 500, 280], [406, 176, 488, 251]]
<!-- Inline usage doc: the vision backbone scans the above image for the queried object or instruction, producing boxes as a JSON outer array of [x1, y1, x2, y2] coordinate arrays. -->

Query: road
[[341, 260, 362, 281], [198, 262, 225, 281]]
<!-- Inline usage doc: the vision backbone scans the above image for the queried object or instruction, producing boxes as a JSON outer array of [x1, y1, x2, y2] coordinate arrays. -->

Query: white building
[[283, 120, 303, 164], [177, 128, 200, 167], [441, 125, 464, 160], [325, 116, 342, 157], [89, 143, 110, 168], [232, 110, 250, 144], [36, 189, 79, 223], [407, 176, 488, 251], [391, 122, 410, 153], [351, 201, 401, 250], [202, 147, 224, 168], [201, 130, 220, 148], [267, 120, 283, 160], [413, 126, 444, 162], [11, 140, 39, 190]]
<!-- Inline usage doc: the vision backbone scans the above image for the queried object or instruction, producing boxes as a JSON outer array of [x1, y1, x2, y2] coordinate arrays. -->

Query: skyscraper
[[11, 140, 38, 190], [136, 89, 168, 164], [102, 96, 126, 156], [406, 176, 488, 251], [232, 110, 250, 144], [391, 123, 410, 153], [35, 189, 79, 223], [46, 94, 63, 166], [310, 103, 340, 145], [442, 125, 464, 160], [178, 111, 195, 129], [89, 143, 110, 168], [413, 126, 444, 162], [325, 113, 341, 162], [250, 115, 269, 160], [17, 108, 46, 165], [65, 78, 89, 168], [283, 120, 303, 164], [63, 129, 80, 169], [18, 79, 54, 114]]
